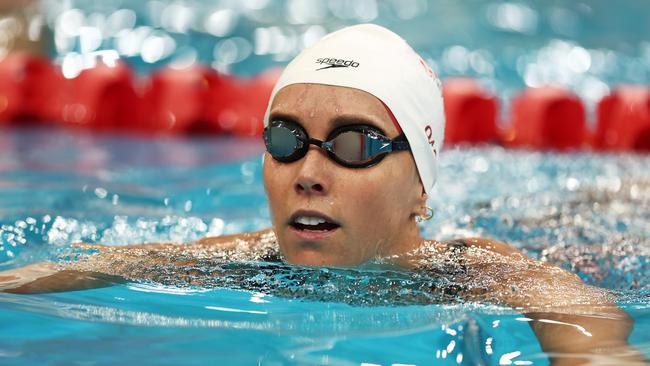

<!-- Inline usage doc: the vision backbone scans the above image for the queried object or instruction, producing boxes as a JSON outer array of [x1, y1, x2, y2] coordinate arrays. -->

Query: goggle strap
[[391, 139, 411, 151]]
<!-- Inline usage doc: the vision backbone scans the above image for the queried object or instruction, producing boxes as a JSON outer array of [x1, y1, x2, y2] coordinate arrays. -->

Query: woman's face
[[263, 83, 426, 266]]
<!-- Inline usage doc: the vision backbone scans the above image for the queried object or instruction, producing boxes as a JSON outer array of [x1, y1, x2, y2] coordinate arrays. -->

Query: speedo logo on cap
[[315, 57, 359, 70]]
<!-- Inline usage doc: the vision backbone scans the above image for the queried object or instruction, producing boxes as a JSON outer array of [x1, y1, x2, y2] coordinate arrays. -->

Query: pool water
[[1, 126, 649, 365]]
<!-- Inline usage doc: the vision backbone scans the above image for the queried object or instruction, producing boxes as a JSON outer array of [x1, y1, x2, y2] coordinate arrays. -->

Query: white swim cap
[[263, 23, 445, 196]]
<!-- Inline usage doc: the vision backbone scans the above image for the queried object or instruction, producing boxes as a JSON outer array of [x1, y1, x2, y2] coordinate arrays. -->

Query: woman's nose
[[295, 178, 324, 194], [294, 148, 329, 195]]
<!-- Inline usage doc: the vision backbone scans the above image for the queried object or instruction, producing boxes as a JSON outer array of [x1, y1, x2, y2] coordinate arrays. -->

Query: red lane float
[[136, 65, 221, 134], [442, 78, 498, 144], [19, 54, 64, 122], [3, 51, 650, 154], [203, 68, 280, 137], [0, 52, 63, 123], [0, 56, 22, 123], [58, 61, 138, 130], [595, 85, 650, 152], [504, 86, 587, 150]]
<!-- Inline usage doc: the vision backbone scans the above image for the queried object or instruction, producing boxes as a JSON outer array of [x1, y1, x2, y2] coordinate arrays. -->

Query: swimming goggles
[[263, 119, 411, 168]]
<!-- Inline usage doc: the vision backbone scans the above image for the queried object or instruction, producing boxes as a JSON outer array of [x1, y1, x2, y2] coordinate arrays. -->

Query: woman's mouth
[[288, 211, 341, 240]]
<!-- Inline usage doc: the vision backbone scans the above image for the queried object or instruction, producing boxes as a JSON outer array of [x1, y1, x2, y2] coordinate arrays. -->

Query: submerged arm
[[460, 238, 647, 366], [0, 228, 276, 294]]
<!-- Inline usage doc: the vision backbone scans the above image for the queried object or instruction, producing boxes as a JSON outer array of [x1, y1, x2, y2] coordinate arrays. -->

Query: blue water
[[1, 126, 649, 365]]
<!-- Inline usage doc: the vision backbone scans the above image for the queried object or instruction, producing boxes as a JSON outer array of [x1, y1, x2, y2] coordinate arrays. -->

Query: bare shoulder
[[437, 237, 569, 276], [450, 237, 522, 256], [407, 237, 522, 265], [449, 237, 584, 284]]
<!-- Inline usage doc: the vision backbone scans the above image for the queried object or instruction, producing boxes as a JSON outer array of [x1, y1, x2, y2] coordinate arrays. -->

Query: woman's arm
[[460, 238, 647, 366], [0, 261, 125, 294], [0, 228, 276, 294]]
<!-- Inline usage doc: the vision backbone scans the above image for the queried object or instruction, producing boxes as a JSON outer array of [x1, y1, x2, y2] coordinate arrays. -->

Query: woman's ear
[[412, 184, 428, 217]]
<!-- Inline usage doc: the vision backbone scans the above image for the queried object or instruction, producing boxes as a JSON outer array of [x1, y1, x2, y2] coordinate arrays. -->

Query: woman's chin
[[282, 245, 361, 267]]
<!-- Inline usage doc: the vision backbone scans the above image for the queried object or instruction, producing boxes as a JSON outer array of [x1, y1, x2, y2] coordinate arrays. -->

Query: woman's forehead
[[270, 83, 397, 132]]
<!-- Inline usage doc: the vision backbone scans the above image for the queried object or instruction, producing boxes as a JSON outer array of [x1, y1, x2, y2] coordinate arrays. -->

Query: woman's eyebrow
[[269, 111, 302, 124], [269, 111, 388, 134], [330, 115, 387, 133]]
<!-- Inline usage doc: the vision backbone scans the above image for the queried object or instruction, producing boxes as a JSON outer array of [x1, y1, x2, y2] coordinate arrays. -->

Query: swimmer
[[1, 24, 647, 365]]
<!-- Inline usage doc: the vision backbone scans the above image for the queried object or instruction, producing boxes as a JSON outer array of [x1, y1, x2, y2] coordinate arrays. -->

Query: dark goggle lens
[[265, 125, 301, 158], [330, 130, 369, 163], [330, 130, 386, 164]]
